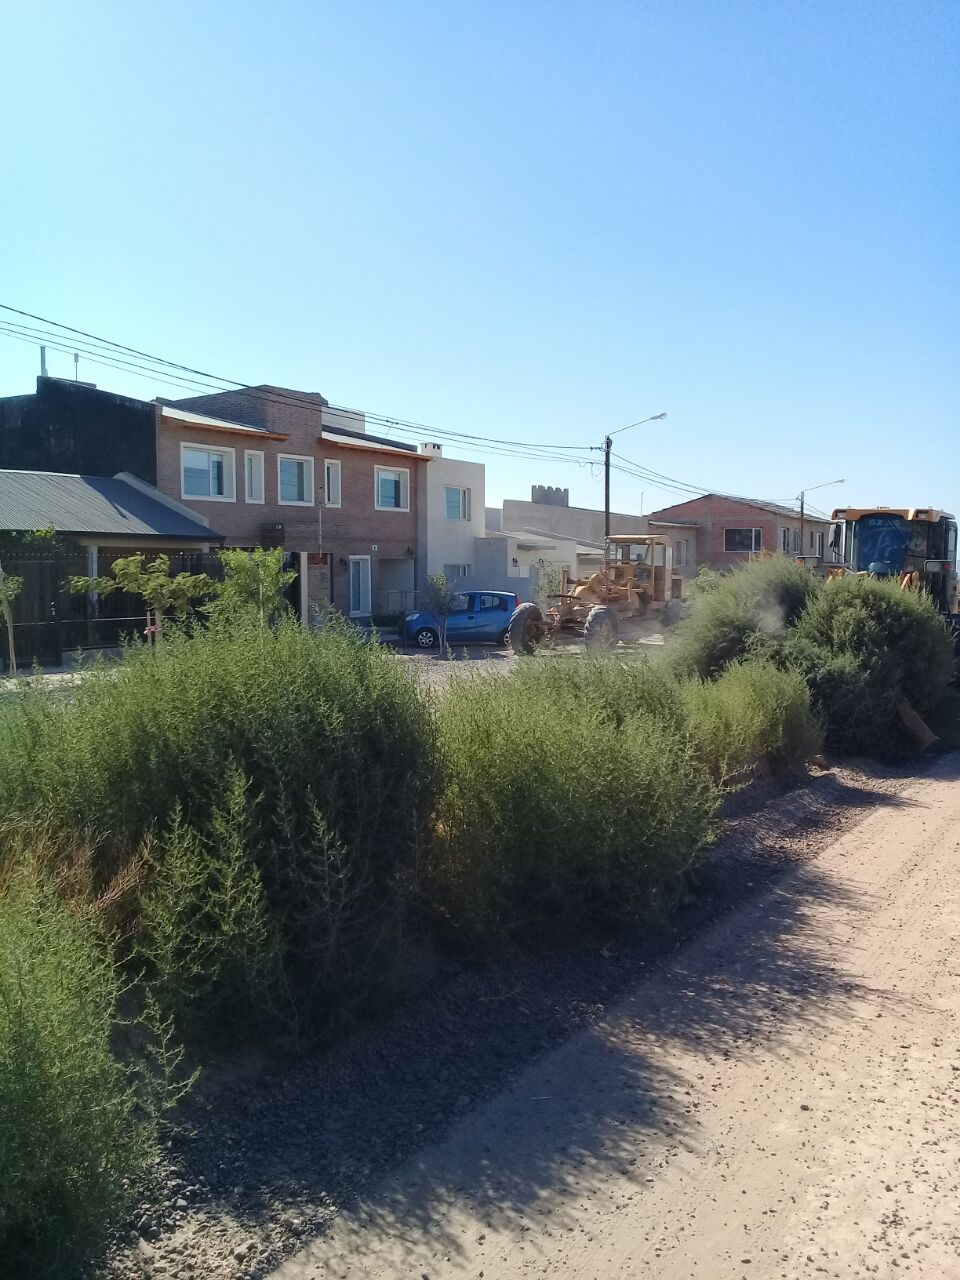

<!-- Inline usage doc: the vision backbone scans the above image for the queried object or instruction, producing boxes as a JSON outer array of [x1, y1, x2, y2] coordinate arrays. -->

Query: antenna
[[74, 352, 79, 380], [40, 346, 48, 377]]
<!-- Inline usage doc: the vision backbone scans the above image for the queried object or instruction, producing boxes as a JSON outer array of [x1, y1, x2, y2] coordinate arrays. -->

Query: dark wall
[[0, 378, 158, 483]]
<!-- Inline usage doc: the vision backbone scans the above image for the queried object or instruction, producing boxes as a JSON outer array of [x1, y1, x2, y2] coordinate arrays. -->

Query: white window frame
[[244, 449, 264, 504], [444, 486, 471, 520], [674, 538, 688, 568], [443, 563, 471, 581], [723, 527, 763, 554], [277, 453, 315, 507], [180, 442, 236, 502], [324, 458, 342, 508], [374, 465, 410, 512]]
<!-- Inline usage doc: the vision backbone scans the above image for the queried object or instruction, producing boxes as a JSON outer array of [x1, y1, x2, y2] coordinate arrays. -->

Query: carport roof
[[0, 470, 217, 541]]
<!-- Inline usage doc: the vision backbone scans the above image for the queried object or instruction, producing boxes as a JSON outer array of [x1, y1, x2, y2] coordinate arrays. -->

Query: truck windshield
[[848, 515, 924, 574]]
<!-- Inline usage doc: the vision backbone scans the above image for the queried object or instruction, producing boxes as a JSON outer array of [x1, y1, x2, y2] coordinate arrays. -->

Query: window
[[375, 466, 410, 511], [781, 528, 791, 553], [181, 444, 235, 501], [793, 529, 801, 553], [324, 459, 341, 507], [443, 563, 470, 581], [817, 531, 825, 558], [449, 593, 470, 613], [674, 538, 688, 568], [444, 486, 470, 520], [724, 528, 762, 553], [808, 530, 815, 551], [244, 450, 264, 503], [479, 593, 509, 612], [278, 454, 314, 506]]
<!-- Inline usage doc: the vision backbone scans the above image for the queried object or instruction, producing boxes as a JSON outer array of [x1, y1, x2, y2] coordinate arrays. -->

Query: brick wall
[[164, 388, 426, 615], [156, 418, 322, 552], [646, 495, 830, 571], [321, 442, 420, 613]]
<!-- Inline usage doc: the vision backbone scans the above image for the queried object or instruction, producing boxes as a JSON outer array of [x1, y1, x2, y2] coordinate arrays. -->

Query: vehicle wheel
[[660, 599, 685, 629], [509, 602, 545, 655], [497, 627, 510, 647], [414, 627, 439, 649], [584, 605, 618, 651]]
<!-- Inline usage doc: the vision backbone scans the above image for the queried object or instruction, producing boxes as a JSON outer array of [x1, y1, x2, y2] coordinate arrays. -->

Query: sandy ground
[[271, 753, 960, 1280]]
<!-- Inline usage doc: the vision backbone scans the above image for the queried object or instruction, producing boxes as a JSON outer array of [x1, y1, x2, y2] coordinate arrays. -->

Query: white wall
[[420, 452, 486, 579], [321, 406, 366, 434]]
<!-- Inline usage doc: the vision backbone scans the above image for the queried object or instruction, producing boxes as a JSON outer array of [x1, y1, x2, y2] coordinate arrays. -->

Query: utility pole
[[603, 412, 667, 541], [604, 435, 612, 539], [797, 478, 845, 561]]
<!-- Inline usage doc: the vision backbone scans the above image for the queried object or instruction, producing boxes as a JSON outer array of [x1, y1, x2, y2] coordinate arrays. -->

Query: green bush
[[0, 617, 439, 1032], [428, 662, 718, 940], [0, 879, 165, 1278], [788, 574, 954, 757], [669, 555, 821, 679], [682, 658, 822, 786], [139, 773, 281, 1039]]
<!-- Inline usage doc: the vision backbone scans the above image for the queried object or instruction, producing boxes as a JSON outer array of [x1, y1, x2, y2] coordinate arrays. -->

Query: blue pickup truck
[[401, 590, 522, 649]]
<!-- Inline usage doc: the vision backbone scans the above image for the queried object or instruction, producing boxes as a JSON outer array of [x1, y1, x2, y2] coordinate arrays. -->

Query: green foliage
[[534, 562, 566, 613], [0, 617, 439, 1032], [0, 877, 170, 1279], [682, 658, 823, 786], [69, 553, 216, 637], [669, 555, 822, 679], [209, 546, 296, 626], [788, 573, 954, 757], [428, 661, 718, 940], [0, 559, 24, 674], [139, 773, 280, 1038]]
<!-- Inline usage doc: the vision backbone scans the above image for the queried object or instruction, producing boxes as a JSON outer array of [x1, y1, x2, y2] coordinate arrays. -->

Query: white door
[[348, 555, 372, 617]]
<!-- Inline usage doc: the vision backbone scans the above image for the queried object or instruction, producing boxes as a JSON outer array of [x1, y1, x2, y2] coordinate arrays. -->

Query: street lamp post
[[604, 413, 667, 538], [798, 478, 845, 558]]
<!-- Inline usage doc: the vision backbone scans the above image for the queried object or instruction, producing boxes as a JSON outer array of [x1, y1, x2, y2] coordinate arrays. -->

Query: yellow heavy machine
[[509, 534, 684, 653], [828, 506, 959, 618]]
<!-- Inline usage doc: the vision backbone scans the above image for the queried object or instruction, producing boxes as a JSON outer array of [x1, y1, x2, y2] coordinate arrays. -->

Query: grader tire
[[509, 602, 545, 655], [584, 605, 618, 652]]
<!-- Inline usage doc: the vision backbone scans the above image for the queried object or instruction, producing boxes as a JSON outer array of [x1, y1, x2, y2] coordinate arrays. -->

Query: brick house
[[166, 386, 429, 619], [645, 494, 832, 577]]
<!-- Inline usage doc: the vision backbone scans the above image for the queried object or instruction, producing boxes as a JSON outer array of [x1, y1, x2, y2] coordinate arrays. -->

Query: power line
[[0, 307, 598, 462]]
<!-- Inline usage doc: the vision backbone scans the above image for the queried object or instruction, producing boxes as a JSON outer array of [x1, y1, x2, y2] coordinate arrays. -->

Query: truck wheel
[[584, 605, 618, 651], [509, 602, 545, 655]]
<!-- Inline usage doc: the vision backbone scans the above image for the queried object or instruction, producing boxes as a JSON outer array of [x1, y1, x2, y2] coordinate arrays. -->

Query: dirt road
[[271, 755, 960, 1280]]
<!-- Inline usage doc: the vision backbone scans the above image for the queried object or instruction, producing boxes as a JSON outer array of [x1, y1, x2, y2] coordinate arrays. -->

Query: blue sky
[[1, 1, 957, 516]]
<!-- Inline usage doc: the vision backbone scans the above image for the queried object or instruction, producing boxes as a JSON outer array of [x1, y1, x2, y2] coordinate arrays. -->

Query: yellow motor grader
[[508, 534, 684, 654]]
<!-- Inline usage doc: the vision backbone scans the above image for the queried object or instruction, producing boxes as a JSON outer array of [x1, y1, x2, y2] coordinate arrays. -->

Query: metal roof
[[320, 424, 420, 455], [0, 471, 217, 541]]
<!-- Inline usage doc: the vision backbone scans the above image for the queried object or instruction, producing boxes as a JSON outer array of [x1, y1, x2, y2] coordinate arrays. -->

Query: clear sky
[[1, 1, 957, 517]]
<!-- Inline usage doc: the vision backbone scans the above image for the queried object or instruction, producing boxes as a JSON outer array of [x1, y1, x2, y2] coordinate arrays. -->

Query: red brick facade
[[647, 494, 830, 573], [164, 387, 426, 617]]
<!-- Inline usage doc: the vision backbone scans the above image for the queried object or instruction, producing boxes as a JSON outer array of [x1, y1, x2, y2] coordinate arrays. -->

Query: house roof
[[0, 470, 217, 541], [320, 424, 426, 458], [160, 405, 288, 441], [648, 493, 829, 523]]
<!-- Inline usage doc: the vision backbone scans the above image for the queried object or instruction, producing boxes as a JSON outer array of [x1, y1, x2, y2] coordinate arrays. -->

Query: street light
[[604, 413, 667, 538], [798, 477, 844, 556]]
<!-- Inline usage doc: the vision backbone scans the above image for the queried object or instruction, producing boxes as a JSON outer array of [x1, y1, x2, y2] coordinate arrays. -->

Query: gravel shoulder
[[103, 757, 935, 1280]]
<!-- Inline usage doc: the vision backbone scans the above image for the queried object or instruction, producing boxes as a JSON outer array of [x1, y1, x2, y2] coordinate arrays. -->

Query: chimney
[[421, 442, 443, 457]]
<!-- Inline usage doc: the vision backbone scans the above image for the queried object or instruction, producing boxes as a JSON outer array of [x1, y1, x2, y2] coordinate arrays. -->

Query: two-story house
[[165, 386, 431, 619]]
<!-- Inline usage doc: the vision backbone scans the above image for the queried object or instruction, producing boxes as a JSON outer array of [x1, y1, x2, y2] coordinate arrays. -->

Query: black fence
[[0, 550, 230, 670]]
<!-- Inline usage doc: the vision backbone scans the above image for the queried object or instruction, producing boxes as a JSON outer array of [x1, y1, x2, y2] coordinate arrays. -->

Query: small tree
[[421, 573, 457, 650], [535, 561, 565, 613], [69, 554, 216, 644], [0, 561, 23, 675], [209, 547, 296, 627]]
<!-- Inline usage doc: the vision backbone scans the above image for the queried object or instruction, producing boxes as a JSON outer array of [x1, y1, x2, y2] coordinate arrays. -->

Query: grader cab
[[509, 534, 684, 654]]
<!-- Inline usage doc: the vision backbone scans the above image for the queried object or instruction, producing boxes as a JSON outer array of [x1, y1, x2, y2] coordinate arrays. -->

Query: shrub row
[[0, 616, 826, 1273], [668, 555, 955, 758]]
